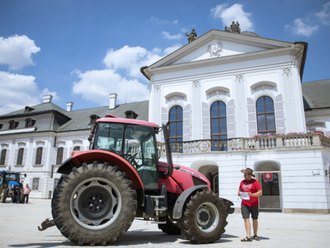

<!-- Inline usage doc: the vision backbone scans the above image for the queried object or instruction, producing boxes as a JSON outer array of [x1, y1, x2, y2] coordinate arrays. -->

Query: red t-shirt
[[239, 179, 262, 207]]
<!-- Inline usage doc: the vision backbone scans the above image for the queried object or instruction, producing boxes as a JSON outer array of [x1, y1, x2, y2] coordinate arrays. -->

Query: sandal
[[241, 236, 252, 242], [254, 235, 260, 241]]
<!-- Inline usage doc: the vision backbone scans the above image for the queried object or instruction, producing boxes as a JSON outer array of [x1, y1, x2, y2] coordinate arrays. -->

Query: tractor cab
[[91, 120, 160, 190]]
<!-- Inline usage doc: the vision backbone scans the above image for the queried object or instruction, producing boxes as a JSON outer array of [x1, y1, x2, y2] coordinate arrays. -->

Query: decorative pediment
[[143, 29, 295, 71], [306, 120, 326, 126], [165, 92, 187, 102], [72, 138, 83, 144], [0, 143, 9, 148], [206, 86, 230, 95], [56, 140, 66, 145], [35, 140, 46, 146], [251, 81, 277, 92]]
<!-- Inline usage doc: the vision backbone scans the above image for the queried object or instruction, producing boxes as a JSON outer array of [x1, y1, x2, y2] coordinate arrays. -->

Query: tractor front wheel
[[51, 162, 137, 246], [1, 189, 8, 203], [179, 190, 228, 244]]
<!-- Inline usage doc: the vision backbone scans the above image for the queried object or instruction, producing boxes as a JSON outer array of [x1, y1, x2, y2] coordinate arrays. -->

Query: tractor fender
[[57, 150, 144, 190], [172, 185, 208, 219]]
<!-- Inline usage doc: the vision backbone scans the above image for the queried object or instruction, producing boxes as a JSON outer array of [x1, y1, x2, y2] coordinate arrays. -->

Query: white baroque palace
[[1, 29, 330, 213]]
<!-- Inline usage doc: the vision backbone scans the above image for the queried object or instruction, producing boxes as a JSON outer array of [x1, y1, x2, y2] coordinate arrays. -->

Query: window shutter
[[14, 149, 18, 165], [247, 97, 257, 137], [5, 149, 10, 165], [51, 147, 57, 165], [160, 107, 168, 142], [64, 147, 68, 160], [275, 94, 285, 134], [32, 148, 36, 164], [202, 102, 210, 139], [22, 148, 27, 165], [41, 147, 46, 165], [183, 104, 191, 141], [227, 99, 236, 138]]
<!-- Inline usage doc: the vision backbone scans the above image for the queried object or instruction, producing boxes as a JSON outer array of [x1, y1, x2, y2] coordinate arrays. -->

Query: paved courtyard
[[0, 198, 329, 247]]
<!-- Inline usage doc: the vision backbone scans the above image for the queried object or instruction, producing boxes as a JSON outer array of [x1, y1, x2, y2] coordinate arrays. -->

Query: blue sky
[[0, 0, 329, 115]]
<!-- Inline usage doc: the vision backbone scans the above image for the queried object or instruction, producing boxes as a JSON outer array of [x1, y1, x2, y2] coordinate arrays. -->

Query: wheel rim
[[195, 202, 219, 233], [70, 177, 122, 230]]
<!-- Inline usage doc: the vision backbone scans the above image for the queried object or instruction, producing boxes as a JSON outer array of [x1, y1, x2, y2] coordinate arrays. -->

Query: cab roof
[[96, 116, 159, 129]]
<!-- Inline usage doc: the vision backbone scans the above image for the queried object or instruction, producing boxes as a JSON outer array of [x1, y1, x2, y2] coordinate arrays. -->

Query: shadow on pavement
[[9, 230, 240, 247]]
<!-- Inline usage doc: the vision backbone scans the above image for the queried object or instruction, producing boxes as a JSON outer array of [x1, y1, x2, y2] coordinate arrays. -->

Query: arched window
[[17, 148, 24, 165], [35, 147, 43, 165], [0, 149, 6, 165], [210, 101, 227, 151], [169, 106, 183, 152], [56, 147, 64, 165], [256, 96, 276, 134], [73, 146, 80, 151]]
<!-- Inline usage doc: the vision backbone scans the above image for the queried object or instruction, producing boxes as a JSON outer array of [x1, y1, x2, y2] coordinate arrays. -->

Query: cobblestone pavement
[[1, 198, 330, 248]]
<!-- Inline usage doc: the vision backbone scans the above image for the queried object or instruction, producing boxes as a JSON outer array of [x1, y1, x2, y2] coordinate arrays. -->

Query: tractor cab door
[[124, 125, 159, 191]]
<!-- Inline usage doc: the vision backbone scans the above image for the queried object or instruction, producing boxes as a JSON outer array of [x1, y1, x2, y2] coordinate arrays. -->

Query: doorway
[[255, 162, 282, 211]]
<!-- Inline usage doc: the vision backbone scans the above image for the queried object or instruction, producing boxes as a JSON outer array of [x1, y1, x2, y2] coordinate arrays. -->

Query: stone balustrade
[[157, 133, 330, 155]]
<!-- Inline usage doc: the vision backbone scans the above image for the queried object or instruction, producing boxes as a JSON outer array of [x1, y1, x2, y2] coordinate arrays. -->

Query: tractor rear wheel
[[158, 216, 181, 235], [179, 190, 228, 244], [1, 189, 8, 203], [51, 162, 137, 246]]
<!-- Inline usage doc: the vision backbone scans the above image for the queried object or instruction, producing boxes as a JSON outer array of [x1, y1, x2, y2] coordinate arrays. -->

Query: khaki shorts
[[241, 205, 259, 219]]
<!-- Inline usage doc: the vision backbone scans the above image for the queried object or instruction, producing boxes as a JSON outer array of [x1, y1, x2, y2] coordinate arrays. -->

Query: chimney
[[43, 95, 53, 103], [109, 93, 117, 109], [66, 102, 73, 112]]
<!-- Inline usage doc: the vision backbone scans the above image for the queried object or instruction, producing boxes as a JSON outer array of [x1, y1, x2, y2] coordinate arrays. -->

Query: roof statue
[[225, 21, 241, 34], [185, 29, 197, 43]]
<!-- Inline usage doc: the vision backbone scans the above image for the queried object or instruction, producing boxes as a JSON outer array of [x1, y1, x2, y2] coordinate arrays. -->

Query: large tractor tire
[[179, 190, 228, 244], [51, 162, 137, 246], [1, 189, 8, 203], [158, 216, 181, 235]]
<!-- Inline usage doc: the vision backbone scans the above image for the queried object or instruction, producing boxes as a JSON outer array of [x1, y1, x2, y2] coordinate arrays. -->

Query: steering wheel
[[123, 153, 139, 168]]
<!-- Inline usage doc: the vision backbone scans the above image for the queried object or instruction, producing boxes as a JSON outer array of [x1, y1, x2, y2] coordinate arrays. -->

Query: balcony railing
[[157, 133, 330, 155]]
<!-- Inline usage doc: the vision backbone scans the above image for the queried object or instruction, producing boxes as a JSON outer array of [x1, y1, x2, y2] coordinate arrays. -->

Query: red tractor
[[40, 115, 233, 245]]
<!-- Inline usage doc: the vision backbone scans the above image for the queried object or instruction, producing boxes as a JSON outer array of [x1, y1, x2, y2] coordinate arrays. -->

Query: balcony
[[157, 133, 330, 155]]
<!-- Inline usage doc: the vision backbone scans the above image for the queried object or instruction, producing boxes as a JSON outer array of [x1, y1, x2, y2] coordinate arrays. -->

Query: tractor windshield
[[0, 172, 3, 185], [4, 173, 20, 184], [94, 122, 159, 190]]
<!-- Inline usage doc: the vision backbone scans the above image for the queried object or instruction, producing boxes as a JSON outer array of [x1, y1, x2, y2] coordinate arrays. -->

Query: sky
[[0, 0, 329, 115]]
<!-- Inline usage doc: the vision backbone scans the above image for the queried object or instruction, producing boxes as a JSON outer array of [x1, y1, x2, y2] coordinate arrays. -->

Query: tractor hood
[[159, 161, 210, 191], [9, 181, 19, 189]]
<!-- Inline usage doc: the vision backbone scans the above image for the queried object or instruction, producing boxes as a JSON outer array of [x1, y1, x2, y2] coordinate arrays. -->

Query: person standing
[[12, 185, 20, 203], [238, 168, 262, 242], [23, 183, 32, 204]]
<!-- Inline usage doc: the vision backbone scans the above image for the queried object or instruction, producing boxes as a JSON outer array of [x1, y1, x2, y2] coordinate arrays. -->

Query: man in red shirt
[[238, 168, 262, 242]]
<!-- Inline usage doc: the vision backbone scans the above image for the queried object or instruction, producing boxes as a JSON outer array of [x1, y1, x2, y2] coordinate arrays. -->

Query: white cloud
[[0, 35, 40, 70], [211, 3, 253, 31], [73, 44, 184, 106], [164, 44, 182, 55], [72, 69, 149, 105], [0, 72, 40, 115], [173, 20, 179, 24], [315, 1, 330, 25], [285, 18, 319, 37], [103, 45, 162, 78], [162, 31, 183, 40]]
